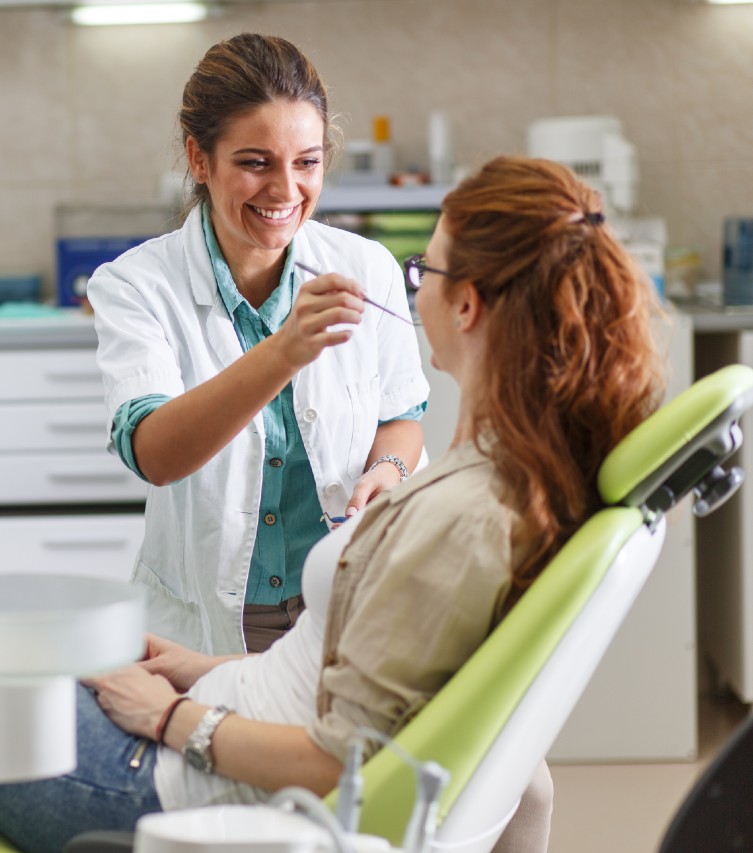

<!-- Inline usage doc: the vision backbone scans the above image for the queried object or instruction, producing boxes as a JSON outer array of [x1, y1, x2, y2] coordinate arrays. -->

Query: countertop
[[2, 298, 753, 350], [0, 308, 96, 349], [670, 299, 753, 333]]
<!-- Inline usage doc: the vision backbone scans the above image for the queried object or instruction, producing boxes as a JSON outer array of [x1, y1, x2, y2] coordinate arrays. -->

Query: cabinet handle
[[48, 472, 131, 484], [47, 422, 102, 434], [42, 538, 131, 551], [43, 371, 101, 384]]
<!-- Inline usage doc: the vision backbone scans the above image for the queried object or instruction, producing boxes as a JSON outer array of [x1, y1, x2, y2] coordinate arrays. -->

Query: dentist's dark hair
[[440, 155, 665, 595], [179, 33, 341, 210]]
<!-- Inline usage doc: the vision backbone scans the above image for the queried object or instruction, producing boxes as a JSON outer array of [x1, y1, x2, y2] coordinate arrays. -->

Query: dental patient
[[0, 155, 664, 853]]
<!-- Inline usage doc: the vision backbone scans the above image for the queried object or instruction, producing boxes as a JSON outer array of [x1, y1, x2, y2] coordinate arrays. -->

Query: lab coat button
[[264, 512, 277, 525], [337, 558, 348, 570], [303, 408, 318, 423], [324, 483, 339, 496], [269, 457, 283, 468], [269, 576, 282, 588], [323, 652, 337, 667]]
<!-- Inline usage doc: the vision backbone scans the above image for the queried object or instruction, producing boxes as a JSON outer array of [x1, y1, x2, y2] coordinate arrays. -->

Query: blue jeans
[[0, 683, 162, 853]]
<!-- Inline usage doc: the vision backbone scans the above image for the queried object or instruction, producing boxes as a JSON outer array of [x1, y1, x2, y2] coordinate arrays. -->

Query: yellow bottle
[[372, 115, 395, 181]]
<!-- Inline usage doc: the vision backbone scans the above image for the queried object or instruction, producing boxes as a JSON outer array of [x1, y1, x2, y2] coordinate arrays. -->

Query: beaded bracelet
[[156, 696, 191, 744], [368, 454, 408, 482]]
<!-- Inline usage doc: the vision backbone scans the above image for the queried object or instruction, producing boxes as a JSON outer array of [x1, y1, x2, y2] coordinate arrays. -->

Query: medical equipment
[[527, 115, 668, 296], [331, 728, 450, 853], [335, 742, 365, 834], [527, 115, 639, 214], [295, 261, 414, 326], [0, 574, 145, 783]]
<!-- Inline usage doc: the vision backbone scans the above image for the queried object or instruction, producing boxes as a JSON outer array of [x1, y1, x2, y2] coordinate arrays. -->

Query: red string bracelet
[[156, 696, 190, 744]]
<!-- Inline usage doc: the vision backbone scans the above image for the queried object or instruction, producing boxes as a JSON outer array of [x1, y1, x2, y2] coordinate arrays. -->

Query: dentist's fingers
[[276, 273, 366, 367]]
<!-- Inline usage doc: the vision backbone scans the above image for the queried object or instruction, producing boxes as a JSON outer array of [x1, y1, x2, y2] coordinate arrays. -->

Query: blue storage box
[[0, 273, 42, 304], [54, 204, 175, 307], [56, 236, 152, 307]]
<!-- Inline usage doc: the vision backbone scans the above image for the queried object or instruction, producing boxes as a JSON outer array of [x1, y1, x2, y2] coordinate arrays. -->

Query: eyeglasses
[[403, 254, 452, 289]]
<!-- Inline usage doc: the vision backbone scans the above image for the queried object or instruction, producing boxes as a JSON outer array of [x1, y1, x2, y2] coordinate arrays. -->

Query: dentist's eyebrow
[[232, 145, 324, 155]]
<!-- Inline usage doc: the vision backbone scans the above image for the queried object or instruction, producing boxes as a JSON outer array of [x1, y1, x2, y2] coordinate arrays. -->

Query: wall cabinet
[[0, 513, 144, 580], [696, 330, 753, 702], [0, 321, 145, 582]]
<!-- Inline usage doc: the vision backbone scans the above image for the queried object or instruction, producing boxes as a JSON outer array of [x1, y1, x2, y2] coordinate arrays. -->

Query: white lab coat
[[87, 207, 430, 654]]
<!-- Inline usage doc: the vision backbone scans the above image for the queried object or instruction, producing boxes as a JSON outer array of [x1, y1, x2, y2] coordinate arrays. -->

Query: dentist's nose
[[267, 165, 297, 200]]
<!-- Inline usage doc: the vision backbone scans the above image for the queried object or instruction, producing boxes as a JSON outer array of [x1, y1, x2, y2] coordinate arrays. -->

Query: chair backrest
[[326, 364, 753, 851]]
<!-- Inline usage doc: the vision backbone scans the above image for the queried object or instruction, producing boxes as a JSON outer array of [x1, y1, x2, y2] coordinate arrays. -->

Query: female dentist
[[87, 33, 429, 656]]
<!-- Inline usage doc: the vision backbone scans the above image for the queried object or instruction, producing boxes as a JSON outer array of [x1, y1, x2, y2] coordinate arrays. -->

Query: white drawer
[[0, 452, 147, 504], [0, 349, 103, 401], [0, 402, 107, 451], [0, 513, 144, 581]]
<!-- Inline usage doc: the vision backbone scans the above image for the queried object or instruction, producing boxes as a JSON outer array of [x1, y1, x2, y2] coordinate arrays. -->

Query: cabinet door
[[0, 453, 147, 504], [0, 513, 144, 581], [548, 311, 698, 761], [0, 402, 107, 451], [0, 350, 102, 401], [696, 331, 753, 702]]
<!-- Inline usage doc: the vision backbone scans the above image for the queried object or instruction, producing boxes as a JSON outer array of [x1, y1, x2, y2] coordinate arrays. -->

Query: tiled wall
[[2, 0, 753, 296]]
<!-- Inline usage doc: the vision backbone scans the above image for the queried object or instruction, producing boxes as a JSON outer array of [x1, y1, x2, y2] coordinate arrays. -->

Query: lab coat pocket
[[346, 375, 380, 480], [132, 560, 203, 651]]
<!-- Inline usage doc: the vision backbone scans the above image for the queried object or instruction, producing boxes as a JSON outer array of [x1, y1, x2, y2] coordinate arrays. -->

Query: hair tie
[[565, 210, 605, 226]]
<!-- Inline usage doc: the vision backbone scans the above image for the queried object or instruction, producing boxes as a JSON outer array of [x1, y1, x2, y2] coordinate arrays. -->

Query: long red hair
[[441, 156, 665, 590]]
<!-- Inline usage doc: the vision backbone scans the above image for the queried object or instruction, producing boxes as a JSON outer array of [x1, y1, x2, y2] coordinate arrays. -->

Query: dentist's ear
[[454, 281, 486, 332], [186, 136, 209, 184]]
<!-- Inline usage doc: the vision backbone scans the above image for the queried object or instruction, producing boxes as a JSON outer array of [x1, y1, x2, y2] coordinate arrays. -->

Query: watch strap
[[368, 454, 409, 481]]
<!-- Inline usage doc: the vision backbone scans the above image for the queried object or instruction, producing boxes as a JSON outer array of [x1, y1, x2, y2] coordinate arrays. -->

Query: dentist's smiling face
[[188, 99, 325, 264]]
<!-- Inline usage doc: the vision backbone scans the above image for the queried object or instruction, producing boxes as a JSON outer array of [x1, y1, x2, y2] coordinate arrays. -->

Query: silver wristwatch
[[182, 705, 233, 773], [368, 454, 409, 481]]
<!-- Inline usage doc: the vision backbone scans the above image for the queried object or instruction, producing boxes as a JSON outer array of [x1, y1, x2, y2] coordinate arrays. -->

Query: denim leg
[[0, 683, 162, 853]]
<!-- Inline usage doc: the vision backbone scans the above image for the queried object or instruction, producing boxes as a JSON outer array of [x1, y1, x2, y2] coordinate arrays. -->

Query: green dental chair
[[3, 364, 753, 853], [331, 362, 753, 853]]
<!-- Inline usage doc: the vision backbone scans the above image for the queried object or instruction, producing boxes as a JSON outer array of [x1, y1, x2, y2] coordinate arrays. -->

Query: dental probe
[[295, 261, 414, 325]]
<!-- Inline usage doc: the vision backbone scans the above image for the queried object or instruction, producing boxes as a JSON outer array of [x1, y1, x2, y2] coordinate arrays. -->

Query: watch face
[[184, 744, 211, 773]]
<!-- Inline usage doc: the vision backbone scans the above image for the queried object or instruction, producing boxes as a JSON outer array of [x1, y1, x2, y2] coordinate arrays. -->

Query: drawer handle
[[43, 371, 101, 384], [47, 422, 103, 434], [42, 538, 131, 551], [49, 472, 131, 484]]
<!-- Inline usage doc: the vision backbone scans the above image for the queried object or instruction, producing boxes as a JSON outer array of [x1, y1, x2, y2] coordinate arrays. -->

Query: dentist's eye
[[238, 159, 268, 169]]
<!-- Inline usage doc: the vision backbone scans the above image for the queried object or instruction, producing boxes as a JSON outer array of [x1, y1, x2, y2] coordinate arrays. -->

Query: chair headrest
[[598, 364, 753, 513]]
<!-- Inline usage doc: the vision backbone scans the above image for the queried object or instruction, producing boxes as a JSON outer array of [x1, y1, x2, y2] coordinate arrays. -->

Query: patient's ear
[[455, 281, 486, 332]]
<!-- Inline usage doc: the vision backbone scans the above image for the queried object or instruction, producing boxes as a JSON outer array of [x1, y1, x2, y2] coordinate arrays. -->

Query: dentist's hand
[[344, 460, 404, 519], [274, 273, 365, 370]]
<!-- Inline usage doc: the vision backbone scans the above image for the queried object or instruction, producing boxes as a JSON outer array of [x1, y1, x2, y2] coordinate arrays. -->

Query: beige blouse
[[307, 440, 531, 763]]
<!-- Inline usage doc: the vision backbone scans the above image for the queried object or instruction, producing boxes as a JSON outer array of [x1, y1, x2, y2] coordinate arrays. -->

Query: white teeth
[[252, 206, 296, 220]]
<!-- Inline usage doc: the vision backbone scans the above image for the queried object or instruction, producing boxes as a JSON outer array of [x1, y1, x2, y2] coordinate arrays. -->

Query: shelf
[[317, 183, 452, 213]]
